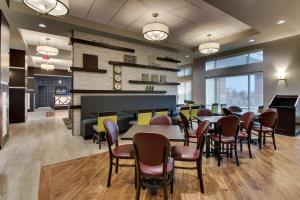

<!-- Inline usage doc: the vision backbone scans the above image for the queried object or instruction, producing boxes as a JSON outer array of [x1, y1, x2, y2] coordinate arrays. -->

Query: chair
[[133, 133, 174, 200], [211, 116, 240, 166], [211, 103, 219, 114], [258, 105, 264, 113], [252, 110, 278, 150], [171, 120, 210, 193], [228, 106, 242, 112], [150, 115, 172, 125], [129, 109, 153, 126], [184, 100, 195, 106], [197, 108, 213, 116], [220, 104, 227, 114], [179, 106, 191, 130], [180, 112, 198, 146], [222, 108, 232, 116], [238, 112, 255, 158], [103, 119, 135, 187], [190, 105, 200, 128], [93, 112, 117, 149], [155, 108, 169, 116]]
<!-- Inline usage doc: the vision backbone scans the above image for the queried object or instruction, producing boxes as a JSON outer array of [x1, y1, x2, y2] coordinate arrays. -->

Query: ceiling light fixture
[[41, 63, 55, 71], [276, 20, 286, 25], [199, 34, 220, 55], [249, 39, 255, 42], [36, 38, 59, 56], [38, 23, 47, 28], [22, 0, 69, 16], [143, 13, 169, 41]]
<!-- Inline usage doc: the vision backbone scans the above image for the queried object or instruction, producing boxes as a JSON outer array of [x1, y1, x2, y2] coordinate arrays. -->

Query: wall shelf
[[157, 57, 181, 63], [129, 80, 180, 86], [70, 89, 167, 94], [109, 61, 180, 72], [70, 38, 135, 53], [70, 67, 107, 73]]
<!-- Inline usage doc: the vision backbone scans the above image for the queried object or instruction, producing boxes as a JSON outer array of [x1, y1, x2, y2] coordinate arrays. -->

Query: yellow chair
[[137, 110, 153, 125], [220, 104, 227, 115], [179, 106, 191, 130], [93, 112, 118, 149], [211, 103, 219, 114], [258, 106, 264, 113], [155, 108, 169, 116], [190, 105, 200, 129]]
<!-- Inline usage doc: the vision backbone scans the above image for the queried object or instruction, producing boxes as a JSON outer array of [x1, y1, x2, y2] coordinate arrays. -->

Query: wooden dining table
[[121, 125, 185, 142]]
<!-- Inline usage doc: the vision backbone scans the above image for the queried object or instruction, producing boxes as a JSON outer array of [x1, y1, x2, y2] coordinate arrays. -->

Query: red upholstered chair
[[103, 119, 135, 187], [211, 116, 240, 166], [171, 120, 210, 193], [133, 133, 174, 200], [222, 108, 232, 116], [150, 115, 172, 125], [238, 112, 255, 158], [228, 106, 242, 112], [252, 110, 278, 150], [180, 112, 198, 146], [197, 108, 213, 116]]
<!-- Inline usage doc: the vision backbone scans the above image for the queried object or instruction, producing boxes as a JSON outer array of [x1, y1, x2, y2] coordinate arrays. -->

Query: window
[[206, 73, 263, 110], [205, 50, 263, 71], [178, 81, 192, 104], [177, 67, 192, 104]]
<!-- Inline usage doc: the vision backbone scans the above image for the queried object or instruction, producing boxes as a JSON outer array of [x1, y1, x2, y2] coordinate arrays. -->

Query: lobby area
[[0, 1, 300, 200]]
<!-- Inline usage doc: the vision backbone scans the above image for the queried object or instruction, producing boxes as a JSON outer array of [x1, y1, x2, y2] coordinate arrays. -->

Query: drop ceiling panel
[[69, 0, 95, 18], [86, 0, 128, 24]]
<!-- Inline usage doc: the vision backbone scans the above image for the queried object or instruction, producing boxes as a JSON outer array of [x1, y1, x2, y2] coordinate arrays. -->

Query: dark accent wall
[[9, 49, 27, 123], [0, 10, 10, 149], [193, 34, 300, 107], [34, 76, 72, 108]]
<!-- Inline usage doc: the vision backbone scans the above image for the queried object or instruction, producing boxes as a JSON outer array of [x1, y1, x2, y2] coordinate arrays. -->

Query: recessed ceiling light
[[276, 20, 286, 25], [185, 55, 190, 58], [249, 39, 255, 43], [38, 23, 47, 28]]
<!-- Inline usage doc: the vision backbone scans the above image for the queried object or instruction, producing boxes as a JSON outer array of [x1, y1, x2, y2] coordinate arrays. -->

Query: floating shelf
[[70, 67, 107, 73], [70, 38, 135, 53], [129, 80, 180, 86], [157, 57, 181, 63], [70, 89, 167, 94], [109, 61, 180, 72]]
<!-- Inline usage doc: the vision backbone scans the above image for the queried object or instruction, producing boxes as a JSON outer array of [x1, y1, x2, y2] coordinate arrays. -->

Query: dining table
[[121, 124, 185, 142]]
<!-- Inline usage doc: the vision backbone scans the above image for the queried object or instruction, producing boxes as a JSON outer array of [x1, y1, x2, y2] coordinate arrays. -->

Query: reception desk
[[54, 95, 71, 109]]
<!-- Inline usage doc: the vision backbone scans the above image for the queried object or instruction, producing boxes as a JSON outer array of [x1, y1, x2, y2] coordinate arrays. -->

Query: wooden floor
[[39, 134, 300, 200]]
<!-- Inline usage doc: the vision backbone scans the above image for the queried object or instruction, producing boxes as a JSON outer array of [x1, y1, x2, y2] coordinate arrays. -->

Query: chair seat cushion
[[93, 125, 104, 133], [140, 158, 174, 177], [211, 134, 235, 144], [112, 144, 134, 159], [252, 126, 273, 132], [188, 130, 197, 138], [171, 145, 199, 161], [238, 131, 248, 139]]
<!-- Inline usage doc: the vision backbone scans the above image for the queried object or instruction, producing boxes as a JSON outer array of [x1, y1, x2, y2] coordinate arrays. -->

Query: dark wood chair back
[[197, 108, 213, 116], [240, 112, 255, 131], [259, 111, 278, 129], [196, 120, 210, 149], [150, 115, 172, 125], [222, 108, 232, 116], [217, 116, 240, 137], [228, 106, 242, 112], [133, 132, 170, 166], [103, 119, 119, 147]]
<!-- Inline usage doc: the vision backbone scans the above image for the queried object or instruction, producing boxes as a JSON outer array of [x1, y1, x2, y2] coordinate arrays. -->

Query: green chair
[[129, 109, 153, 126], [211, 103, 219, 114], [258, 106, 264, 113], [93, 111, 118, 149]]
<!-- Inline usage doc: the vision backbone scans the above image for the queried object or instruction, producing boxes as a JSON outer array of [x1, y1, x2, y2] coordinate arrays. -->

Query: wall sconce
[[277, 69, 286, 80]]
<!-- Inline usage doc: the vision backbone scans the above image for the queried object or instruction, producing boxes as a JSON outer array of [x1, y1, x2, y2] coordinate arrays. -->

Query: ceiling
[[19, 29, 72, 69], [68, 0, 251, 47]]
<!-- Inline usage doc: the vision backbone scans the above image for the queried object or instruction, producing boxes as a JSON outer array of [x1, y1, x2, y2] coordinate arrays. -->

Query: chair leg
[[197, 160, 204, 193], [93, 132, 95, 143], [247, 139, 252, 158], [98, 133, 101, 149], [272, 132, 277, 150], [206, 135, 210, 158], [263, 132, 266, 145], [135, 181, 141, 200], [163, 181, 168, 200], [229, 144, 232, 158], [226, 144, 229, 158], [258, 132, 262, 149], [115, 158, 119, 174], [134, 165, 137, 189], [234, 143, 240, 166], [170, 171, 174, 194], [107, 157, 113, 187], [218, 142, 221, 167], [240, 139, 243, 152]]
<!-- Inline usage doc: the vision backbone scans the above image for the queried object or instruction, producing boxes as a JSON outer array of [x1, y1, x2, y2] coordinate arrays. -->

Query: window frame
[[205, 49, 264, 71]]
